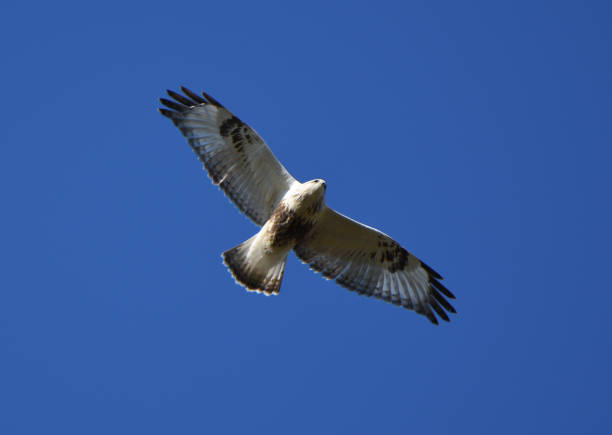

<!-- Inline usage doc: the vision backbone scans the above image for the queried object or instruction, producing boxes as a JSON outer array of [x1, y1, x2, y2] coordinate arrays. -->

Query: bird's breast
[[266, 200, 319, 249]]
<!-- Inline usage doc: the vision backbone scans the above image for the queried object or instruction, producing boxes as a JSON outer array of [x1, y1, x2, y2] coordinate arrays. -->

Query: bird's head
[[292, 179, 326, 208], [306, 179, 327, 198], [307, 178, 326, 192]]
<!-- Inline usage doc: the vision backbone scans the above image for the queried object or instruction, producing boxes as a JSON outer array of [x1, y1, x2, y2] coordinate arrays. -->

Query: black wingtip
[[427, 312, 439, 325], [179, 86, 207, 104], [429, 298, 450, 322], [432, 287, 456, 314], [201, 90, 224, 108], [159, 97, 187, 112], [431, 277, 455, 299], [420, 260, 443, 279], [158, 107, 174, 118], [167, 89, 196, 106]]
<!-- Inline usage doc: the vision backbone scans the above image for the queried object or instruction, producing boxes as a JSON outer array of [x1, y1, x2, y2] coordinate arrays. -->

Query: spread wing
[[294, 207, 456, 324], [159, 87, 298, 226]]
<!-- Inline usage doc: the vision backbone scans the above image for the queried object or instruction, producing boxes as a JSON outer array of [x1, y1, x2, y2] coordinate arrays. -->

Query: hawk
[[159, 87, 456, 324]]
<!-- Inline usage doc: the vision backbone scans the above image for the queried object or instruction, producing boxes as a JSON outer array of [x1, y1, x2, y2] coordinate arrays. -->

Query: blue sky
[[1, 1, 610, 433]]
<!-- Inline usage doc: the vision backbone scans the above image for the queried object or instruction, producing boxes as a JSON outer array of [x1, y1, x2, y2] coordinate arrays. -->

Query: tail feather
[[222, 235, 288, 295]]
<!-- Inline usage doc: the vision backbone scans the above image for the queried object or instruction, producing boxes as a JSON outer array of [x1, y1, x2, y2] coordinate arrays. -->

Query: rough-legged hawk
[[159, 87, 456, 324]]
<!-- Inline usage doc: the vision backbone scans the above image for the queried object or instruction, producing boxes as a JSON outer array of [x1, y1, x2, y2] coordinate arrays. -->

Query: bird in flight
[[159, 87, 456, 324]]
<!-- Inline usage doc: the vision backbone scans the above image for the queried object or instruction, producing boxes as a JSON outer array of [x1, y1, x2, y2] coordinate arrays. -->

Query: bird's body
[[159, 87, 456, 324], [223, 179, 326, 295]]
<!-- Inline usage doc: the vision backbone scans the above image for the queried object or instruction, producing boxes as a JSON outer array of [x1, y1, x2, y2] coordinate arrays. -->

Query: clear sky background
[[1, 1, 610, 434]]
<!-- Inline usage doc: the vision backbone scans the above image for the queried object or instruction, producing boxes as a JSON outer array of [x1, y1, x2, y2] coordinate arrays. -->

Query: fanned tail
[[222, 234, 288, 295]]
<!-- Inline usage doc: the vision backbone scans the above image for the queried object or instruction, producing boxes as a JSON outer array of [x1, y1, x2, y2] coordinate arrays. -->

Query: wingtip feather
[[167, 89, 196, 106], [420, 260, 443, 279], [158, 107, 175, 118], [201, 90, 224, 108], [426, 311, 439, 325], [429, 298, 450, 322], [180, 86, 207, 104], [431, 277, 455, 299], [432, 288, 456, 313], [159, 97, 186, 112]]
